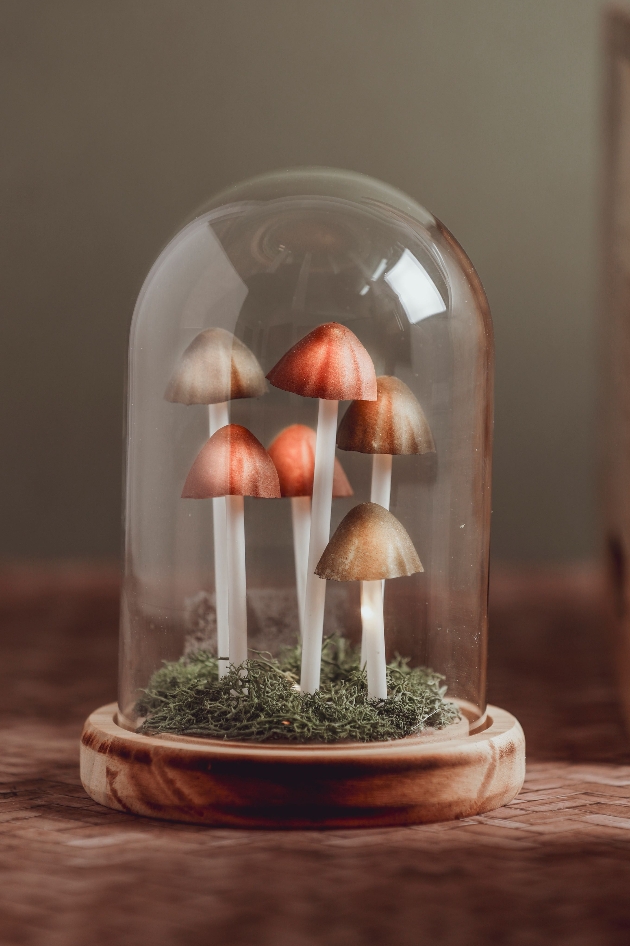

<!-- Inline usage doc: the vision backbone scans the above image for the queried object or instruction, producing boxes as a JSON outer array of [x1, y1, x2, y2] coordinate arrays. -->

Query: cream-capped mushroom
[[268, 424, 352, 639], [168, 328, 266, 678], [166, 328, 267, 405], [266, 323, 377, 694]]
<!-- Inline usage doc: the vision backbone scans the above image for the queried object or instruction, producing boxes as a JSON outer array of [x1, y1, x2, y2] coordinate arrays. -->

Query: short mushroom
[[167, 328, 266, 677], [267, 424, 353, 638], [267, 323, 377, 693], [316, 502, 423, 700], [182, 424, 280, 671], [337, 375, 434, 667]]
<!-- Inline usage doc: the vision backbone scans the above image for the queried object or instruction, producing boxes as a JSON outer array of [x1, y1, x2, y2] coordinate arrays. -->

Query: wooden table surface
[[0, 563, 629, 946]]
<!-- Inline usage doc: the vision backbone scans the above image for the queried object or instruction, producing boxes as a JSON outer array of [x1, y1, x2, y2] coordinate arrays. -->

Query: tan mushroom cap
[[267, 424, 353, 498], [315, 502, 423, 581], [336, 376, 435, 455], [165, 328, 267, 405], [266, 322, 377, 401], [182, 424, 280, 499]]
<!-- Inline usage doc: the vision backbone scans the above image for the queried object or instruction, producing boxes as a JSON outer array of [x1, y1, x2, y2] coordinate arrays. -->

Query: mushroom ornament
[[316, 502, 423, 699], [267, 323, 377, 693], [267, 424, 353, 639], [336, 375, 434, 666], [166, 329, 267, 676], [182, 424, 280, 670]]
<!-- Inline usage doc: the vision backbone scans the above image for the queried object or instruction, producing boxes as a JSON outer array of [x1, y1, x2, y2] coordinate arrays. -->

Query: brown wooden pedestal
[[80, 703, 525, 828]]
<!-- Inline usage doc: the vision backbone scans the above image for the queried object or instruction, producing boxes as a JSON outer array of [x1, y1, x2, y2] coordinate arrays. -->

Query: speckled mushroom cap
[[315, 502, 423, 581], [182, 424, 280, 499], [268, 424, 353, 498], [336, 376, 435, 455], [266, 322, 377, 401], [165, 328, 267, 405]]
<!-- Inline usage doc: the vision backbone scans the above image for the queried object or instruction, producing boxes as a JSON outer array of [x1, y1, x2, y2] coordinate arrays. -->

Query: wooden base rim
[[80, 703, 526, 828]]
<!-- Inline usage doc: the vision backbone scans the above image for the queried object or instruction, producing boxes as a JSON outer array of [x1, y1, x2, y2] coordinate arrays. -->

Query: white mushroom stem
[[209, 402, 230, 678], [226, 494, 247, 670], [360, 579, 387, 700], [301, 398, 338, 693], [371, 453, 392, 508], [291, 495, 311, 638], [360, 452, 393, 669]]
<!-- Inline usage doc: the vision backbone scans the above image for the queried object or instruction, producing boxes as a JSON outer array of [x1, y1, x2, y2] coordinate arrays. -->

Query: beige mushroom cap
[[315, 502, 423, 581], [165, 328, 267, 405], [336, 376, 435, 455]]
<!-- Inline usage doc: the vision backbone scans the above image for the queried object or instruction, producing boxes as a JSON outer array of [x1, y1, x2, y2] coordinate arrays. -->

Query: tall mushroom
[[267, 424, 353, 638], [267, 323, 377, 693], [316, 502, 423, 699], [336, 375, 434, 666], [182, 424, 280, 670], [166, 328, 266, 676]]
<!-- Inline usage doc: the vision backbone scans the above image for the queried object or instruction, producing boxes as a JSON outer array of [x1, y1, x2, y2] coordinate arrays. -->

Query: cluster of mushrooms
[[166, 322, 435, 700]]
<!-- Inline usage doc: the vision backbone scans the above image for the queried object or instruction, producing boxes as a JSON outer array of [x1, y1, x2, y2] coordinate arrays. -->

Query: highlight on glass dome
[[81, 168, 525, 828]]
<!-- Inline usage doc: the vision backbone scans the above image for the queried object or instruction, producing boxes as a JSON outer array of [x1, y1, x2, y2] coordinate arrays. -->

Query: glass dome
[[119, 167, 493, 742]]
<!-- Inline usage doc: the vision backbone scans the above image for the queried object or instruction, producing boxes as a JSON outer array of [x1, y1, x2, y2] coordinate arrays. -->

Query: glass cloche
[[119, 168, 493, 744]]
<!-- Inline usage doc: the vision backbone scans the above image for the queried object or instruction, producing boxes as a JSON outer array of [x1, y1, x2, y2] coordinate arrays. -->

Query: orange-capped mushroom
[[268, 424, 353, 498]]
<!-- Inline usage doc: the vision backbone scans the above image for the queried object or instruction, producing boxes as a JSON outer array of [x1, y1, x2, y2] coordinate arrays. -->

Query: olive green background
[[0, 0, 603, 561]]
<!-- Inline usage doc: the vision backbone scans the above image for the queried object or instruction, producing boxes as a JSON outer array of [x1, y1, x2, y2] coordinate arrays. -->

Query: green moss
[[137, 636, 460, 743]]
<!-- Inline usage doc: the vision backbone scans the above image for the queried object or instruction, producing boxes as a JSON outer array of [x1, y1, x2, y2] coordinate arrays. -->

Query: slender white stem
[[226, 494, 247, 670], [361, 579, 387, 700], [371, 453, 392, 509], [360, 452, 393, 670], [300, 398, 338, 693], [209, 402, 230, 677], [291, 495, 311, 639]]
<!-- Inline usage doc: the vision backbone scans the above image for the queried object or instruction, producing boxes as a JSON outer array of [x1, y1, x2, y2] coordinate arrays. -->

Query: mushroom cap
[[267, 424, 353, 498], [182, 424, 280, 499], [165, 328, 267, 405], [336, 376, 435, 455], [266, 322, 377, 401], [315, 502, 423, 581]]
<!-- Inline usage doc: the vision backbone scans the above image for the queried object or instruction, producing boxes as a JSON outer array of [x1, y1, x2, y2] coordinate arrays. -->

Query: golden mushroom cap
[[266, 322, 377, 401], [165, 328, 267, 405], [336, 376, 435, 455], [315, 502, 423, 581]]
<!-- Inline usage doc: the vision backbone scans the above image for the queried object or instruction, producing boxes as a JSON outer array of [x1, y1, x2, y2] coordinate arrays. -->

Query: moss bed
[[137, 636, 460, 743]]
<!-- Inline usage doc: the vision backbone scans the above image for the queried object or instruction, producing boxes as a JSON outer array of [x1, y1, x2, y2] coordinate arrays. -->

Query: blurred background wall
[[0, 0, 603, 562]]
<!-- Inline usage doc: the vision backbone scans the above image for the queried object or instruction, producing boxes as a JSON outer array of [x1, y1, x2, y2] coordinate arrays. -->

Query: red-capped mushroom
[[315, 502, 423, 699], [267, 424, 353, 638], [167, 328, 267, 678], [182, 425, 280, 670], [266, 323, 377, 693]]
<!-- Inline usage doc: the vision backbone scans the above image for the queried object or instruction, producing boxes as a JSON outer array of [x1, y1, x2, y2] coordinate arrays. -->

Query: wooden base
[[80, 703, 525, 828]]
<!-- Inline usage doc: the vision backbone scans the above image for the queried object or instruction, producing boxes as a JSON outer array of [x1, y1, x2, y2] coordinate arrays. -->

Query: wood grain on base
[[80, 703, 525, 828]]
